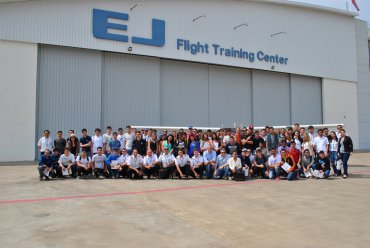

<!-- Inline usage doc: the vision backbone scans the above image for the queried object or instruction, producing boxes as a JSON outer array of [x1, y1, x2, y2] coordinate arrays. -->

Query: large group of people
[[37, 124, 353, 181]]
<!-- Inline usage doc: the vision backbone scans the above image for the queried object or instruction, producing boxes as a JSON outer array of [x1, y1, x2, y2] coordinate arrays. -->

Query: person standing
[[337, 129, 353, 179], [103, 126, 113, 156], [132, 131, 147, 156], [54, 131, 66, 155], [38, 130, 54, 156], [329, 131, 340, 176], [79, 128, 92, 158], [313, 129, 329, 156], [92, 128, 104, 155], [109, 132, 121, 153], [123, 126, 135, 155], [67, 134, 80, 157], [266, 127, 279, 154]]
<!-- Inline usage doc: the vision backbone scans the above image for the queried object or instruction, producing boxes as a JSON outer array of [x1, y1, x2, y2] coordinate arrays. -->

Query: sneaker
[[77, 176, 81, 180], [343, 174, 348, 179]]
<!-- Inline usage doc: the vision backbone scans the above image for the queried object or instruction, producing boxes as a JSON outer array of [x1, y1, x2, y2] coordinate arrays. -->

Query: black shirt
[[54, 138, 66, 153], [240, 155, 251, 168], [79, 135, 92, 152], [242, 134, 255, 150], [133, 138, 147, 156], [226, 142, 240, 155]]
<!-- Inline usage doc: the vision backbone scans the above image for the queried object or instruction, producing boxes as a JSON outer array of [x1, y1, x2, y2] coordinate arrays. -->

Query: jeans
[[216, 167, 229, 179], [340, 152, 351, 176], [111, 169, 120, 178], [269, 167, 281, 179], [329, 151, 339, 175], [206, 164, 215, 179], [287, 171, 297, 181]]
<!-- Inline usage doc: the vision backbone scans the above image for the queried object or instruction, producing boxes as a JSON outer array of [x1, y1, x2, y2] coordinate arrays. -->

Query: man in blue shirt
[[109, 132, 121, 153], [50, 148, 60, 178], [38, 149, 54, 181], [203, 146, 217, 179], [106, 148, 121, 178]]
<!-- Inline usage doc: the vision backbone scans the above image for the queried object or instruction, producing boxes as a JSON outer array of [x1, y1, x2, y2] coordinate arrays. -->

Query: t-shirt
[[76, 156, 91, 166], [92, 154, 107, 169], [79, 135, 92, 152], [123, 133, 135, 150], [268, 155, 281, 167], [226, 143, 239, 155], [117, 134, 125, 150], [128, 155, 144, 169], [158, 154, 176, 168], [300, 156, 313, 169], [54, 138, 67, 154], [330, 140, 338, 152], [92, 135, 104, 154], [58, 154, 76, 167], [313, 136, 329, 154]]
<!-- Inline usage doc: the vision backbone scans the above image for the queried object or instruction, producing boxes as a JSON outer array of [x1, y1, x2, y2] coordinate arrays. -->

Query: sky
[[294, 0, 370, 27]]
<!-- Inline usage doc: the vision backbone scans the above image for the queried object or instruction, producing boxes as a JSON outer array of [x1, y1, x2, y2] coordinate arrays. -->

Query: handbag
[[336, 159, 343, 171]]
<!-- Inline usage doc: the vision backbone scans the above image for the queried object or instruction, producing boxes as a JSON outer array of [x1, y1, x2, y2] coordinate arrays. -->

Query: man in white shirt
[[58, 147, 76, 178], [92, 128, 104, 155], [215, 148, 230, 179], [76, 150, 92, 179], [228, 151, 242, 179], [190, 149, 205, 179], [268, 148, 282, 179], [175, 149, 191, 179], [313, 129, 329, 156], [308, 126, 316, 143], [38, 130, 54, 156], [127, 149, 144, 179], [118, 148, 130, 178], [142, 149, 159, 179], [90, 147, 108, 179], [158, 147, 176, 179], [123, 125, 135, 155], [117, 127, 125, 151], [103, 126, 113, 155]]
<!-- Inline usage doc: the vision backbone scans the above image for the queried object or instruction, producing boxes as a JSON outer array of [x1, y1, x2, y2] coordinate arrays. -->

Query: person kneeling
[[90, 147, 109, 179], [312, 151, 331, 179], [175, 149, 191, 179], [190, 149, 205, 179], [76, 150, 92, 179], [143, 149, 160, 179], [57, 147, 76, 178], [228, 151, 243, 180], [127, 149, 144, 179], [158, 147, 176, 179], [214, 148, 230, 179], [38, 149, 55, 181], [106, 148, 121, 178]]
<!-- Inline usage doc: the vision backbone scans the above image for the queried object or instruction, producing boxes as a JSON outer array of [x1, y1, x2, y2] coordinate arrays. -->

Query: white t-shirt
[[313, 136, 329, 154], [92, 154, 107, 169], [308, 133, 316, 143], [143, 154, 159, 167], [117, 134, 125, 150], [128, 155, 143, 169], [58, 154, 76, 166], [329, 140, 338, 152], [191, 155, 204, 168], [123, 133, 135, 150], [175, 155, 191, 167], [158, 154, 176, 168], [76, 156, 91, 166], [92, 135, 104, 154], [268, 155, 281, 167], [223, 135, 230, 144], [38, 136, 54, 152], [228, 157, 242, 170]]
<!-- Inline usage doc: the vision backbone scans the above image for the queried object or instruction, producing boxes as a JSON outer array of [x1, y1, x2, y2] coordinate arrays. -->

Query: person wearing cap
[[142, 149, 159, 179], [67, 134, 80, 157], [214, 148, 231, 179], [203, 146, 217, 179], [190, 149, 205, 179], [268, 147, 282, 179], [175, 149, 191, 179], [158, 146, 176, 179]]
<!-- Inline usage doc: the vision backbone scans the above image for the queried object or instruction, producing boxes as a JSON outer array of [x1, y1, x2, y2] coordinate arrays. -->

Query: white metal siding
[[252, 70, 290, 126], [38, 45, 102, 138], [209, 65, 252, 127], [291, 75, 322, 125], [102, 53, 161, 128]]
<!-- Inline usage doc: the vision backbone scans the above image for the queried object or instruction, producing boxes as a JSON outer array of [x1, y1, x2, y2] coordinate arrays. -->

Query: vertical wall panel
[[291, 75, 322, 124], [102, 53, 161, 128], [209, 65, 252, 127], [38, 45, 102, 138], [252, 70, 290, 126], [161, 60, 209, 126]]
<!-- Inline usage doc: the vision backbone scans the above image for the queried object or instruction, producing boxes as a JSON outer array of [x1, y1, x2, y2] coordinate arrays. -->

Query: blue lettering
[[93, 9, 129, 43], [132, 19, 165, 47], [257, 51, 264, 61]]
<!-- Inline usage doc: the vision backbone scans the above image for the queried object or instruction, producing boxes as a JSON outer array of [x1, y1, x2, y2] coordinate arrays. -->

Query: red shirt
[[289, 148, 301, 163]]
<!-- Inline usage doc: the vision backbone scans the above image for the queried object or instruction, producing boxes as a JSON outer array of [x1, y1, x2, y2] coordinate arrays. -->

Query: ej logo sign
[[92, 9, 165, 47]]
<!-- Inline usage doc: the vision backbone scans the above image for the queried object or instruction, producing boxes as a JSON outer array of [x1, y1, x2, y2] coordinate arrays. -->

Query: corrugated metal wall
[[38, 45, 102, 139], [38, 45, 323, 140]]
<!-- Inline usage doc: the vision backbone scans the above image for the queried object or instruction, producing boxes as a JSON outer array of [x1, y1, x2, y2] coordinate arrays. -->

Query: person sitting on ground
[[38, 149, 54, 181], [190, 149, 205, 179], [227, 151, 242, 180], [106, 148, 121, 178], [90, 147, 109, 179], [250, 149, 268, 178], [127, 149, 144, 179], [142, 149, 160, 179], [312, 151, 331, 179], [76, 150, 92, 179], [175, 149, 191, 179], [57, 147, 76, 178], [214, 148, 230, 179]]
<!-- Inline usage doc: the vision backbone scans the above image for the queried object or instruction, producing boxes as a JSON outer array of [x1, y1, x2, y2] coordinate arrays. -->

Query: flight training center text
[[177, 39, 289, 65]]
